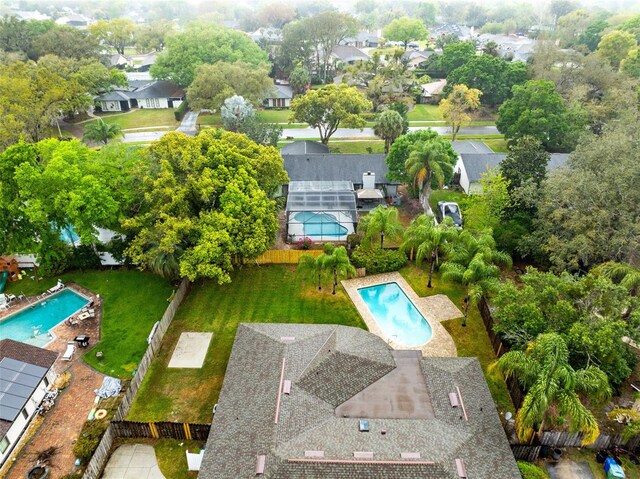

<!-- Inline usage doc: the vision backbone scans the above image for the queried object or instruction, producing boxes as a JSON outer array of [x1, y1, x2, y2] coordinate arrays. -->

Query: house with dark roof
[[341, 31, 382, 49], [331, 45, 370, 65], [198, 323, 520, 478], [264, 85, 294, 108], [0, 339, 58, 466], [280, 141, 329, 155], [282, 153, 399, 200], [451, 141, 570, 193], [95, 79, 185, 112]]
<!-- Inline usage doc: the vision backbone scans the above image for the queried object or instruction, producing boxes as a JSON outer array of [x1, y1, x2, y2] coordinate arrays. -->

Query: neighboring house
[[55, 13, 92, 27], [280, 141, 329, 155], [420, 79, 447, 104], [132, 52, 157, 72], [431, 24, 473, 41], [282, 153, 399, 199], [402, 50, 436, 70], [95, 78, 185, 112], [250, 28, 283, 44], [198, 323, 521, 478], [331, 45, 370, 65], [109, 53, 131, 70], [451, 141, 570, 193], [12, 10, 51, 21], [0, 339, 58, 467], [341, 31, 382, 49], [476, 34, 536, 63], [264, 85, 294, 108]]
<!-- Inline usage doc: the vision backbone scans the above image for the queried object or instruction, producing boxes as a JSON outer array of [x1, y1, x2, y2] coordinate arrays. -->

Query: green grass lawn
[[407, 104, 443, 121], [400, 265, 513, 413], [484, 139, 509, 153], [257, 109, 292, 123], [127, 265, 366, 423], [92, 109, 179, 130], [6, 270, 173, 378], [155, 439, 204, 479], [328, 141, 385, 154]]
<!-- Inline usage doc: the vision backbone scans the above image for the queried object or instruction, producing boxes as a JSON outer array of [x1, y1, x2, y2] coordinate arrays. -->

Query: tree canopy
[[186, 61, 273, 110], [123, 130, 287, 282], [439, 84, 482, 141], [89, 18, 137, 55], [439, 42, 476, 74], [497, 80, 584, 152], [151, 23, 269, 86], [383, 17, 429, 49], [289, 84, 372, 144], [597, 30, 638, 70]]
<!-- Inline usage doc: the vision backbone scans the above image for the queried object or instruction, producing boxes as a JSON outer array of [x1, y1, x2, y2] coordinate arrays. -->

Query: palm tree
[[491, 333, 611, 445], [405, 140, 451, 206], [440, 230, 511, 326], [595, 261, 640, 296], [298, 252, 326, 291], [321, 245, 356, 294], [402, 215, 459, 288], [83, 119, 123, 145], [358, 205, 404, 249], [374, 110, 405, 153]]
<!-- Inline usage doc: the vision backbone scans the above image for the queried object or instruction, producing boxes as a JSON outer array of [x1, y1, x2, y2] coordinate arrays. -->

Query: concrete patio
[[102, 444, 166, 479]]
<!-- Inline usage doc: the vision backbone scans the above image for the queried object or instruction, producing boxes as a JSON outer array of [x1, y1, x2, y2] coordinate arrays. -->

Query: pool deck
[[342, 272, 458, 357]]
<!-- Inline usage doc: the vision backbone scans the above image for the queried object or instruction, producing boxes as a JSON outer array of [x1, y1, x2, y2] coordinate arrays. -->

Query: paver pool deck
[[342, 272, 458, 357]]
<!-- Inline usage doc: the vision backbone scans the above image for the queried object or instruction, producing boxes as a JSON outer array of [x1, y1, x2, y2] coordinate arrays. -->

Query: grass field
[[484, 139, 509, 152], [400, 265, 513, 413], [328, 141, 385, 154], [127, 265, 366, 423], [92, 110, 179, 130], [155, 439, 204, 479], [407, 104, 443, 121], [6, 270, 173, 378]]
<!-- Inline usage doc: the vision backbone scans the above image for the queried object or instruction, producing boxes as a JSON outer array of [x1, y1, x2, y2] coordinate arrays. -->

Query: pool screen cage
[[286, 181, 357, 242]]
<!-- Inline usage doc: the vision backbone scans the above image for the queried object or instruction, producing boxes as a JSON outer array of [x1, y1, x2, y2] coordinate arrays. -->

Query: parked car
[[437, 201, 463, 228]]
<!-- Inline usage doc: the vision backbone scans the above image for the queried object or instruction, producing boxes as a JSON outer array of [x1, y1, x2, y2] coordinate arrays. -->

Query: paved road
[[123, 122, 499, 143]]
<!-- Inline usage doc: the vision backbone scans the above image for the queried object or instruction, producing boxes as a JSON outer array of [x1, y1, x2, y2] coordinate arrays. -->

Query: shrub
[[517, 461, 550, 479], [72, 420, 108, 463], [297, 237, 313, 250], [69, 245, 102, 270], [37, 242, 71, 277], [351, 246, 407, 274], [174, 100, 189, 121]]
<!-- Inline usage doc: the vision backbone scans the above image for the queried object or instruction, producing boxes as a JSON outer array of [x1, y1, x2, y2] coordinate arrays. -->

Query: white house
[[96, 79, 185, 112], [451, 141, 570, 193], [264, 85, 293, 108], [0, 340, 58, 467]]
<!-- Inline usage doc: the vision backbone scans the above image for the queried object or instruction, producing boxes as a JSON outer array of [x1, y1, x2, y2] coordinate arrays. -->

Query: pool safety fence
[[81, 278, 191, 479], [244, 249, 323, 265]]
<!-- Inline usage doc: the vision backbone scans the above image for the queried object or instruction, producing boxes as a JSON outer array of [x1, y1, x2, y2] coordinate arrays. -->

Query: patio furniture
[[67, 317, 78, 327], [74, 335, 90, 348], [47, 280, 64, 294], [62, 343, 76, 361], [78, 312, 91, 321]]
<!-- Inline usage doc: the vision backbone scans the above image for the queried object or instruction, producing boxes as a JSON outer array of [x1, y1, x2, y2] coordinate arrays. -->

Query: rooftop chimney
[[363, 171, 375, 190]]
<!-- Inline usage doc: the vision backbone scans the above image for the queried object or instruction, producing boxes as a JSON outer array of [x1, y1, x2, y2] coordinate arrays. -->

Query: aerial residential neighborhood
[[0, 0, 638, 478]]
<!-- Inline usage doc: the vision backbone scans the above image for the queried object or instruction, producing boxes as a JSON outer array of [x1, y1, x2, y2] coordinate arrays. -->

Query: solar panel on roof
[[0, 357, 47, 377], [0, 357, 48, 422], [0, 367, 40, 388], [0, 379, 33, 397]]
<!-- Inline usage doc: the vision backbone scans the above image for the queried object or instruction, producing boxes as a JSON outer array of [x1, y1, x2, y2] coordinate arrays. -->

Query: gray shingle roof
[[451, 141, 494, 155], [95, 80, 184, 102], [283, 154, 397, 185], [332, 45, 369, 63], [265, 85, 294, 100], [461, 152, 571, 183], [281, 141, 329, 155], [198, 324, 520, 479]]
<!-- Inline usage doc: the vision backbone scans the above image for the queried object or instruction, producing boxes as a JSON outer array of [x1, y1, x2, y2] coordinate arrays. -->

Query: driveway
[[102, 444, 165, 479], [546, 461, 596, 479], [176, 110, 199, 135]]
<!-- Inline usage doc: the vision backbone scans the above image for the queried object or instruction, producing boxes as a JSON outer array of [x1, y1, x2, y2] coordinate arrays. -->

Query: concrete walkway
[[546, 461, 595, 479], [176, 110, 199, 135], [102, 444, 166, 479]]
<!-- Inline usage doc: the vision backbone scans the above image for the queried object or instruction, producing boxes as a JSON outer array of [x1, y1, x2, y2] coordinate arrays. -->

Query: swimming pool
[[357, 282, 432, 347], [293, 212, 348, 238], [0, 289, 89, 347]]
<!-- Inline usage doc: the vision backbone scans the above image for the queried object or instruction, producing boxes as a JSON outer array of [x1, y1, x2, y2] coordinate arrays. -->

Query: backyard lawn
[[484, 138, 509, 152], [155, 439, 204, 479], [328, 140, 385, 154], [92, 109, 179, 130], [407, 104, 443, 121], [127, 265, 366, 423], [6, 270, 174, 378], [400, 265, 513, 413]]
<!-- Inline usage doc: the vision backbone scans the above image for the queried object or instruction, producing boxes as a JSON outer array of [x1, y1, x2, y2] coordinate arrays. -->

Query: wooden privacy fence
[[246, 249, 323, 264], [82, 278, 191, 479], [111, 421, 211, 441]]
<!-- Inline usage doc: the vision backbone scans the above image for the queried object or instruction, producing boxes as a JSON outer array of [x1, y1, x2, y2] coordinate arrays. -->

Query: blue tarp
[[94, 376, 122, 398]]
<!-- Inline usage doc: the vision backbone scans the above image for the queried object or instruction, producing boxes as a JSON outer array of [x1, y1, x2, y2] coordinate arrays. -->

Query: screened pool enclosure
[[286, 181, 357, 242]]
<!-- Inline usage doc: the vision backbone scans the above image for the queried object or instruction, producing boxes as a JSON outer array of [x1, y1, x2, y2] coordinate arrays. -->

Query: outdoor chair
[[62, 343, 76, 361]]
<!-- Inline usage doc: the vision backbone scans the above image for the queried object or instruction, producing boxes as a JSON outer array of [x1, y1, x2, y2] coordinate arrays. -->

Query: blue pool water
[[0, 289, 89, 347], [293, 212, 348, 237], [358, 282, 432, 347], [59, 225, 80, 244]]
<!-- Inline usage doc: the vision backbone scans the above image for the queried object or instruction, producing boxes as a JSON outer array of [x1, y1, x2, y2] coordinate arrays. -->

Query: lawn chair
[[62, 342, 76, 361]]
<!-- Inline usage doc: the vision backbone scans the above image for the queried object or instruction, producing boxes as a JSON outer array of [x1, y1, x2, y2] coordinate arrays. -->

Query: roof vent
[[449, 392, 460, 407], [283, 380, 291, 395], [401, 452, 421, 459], [256, 455, 266, 475], [280, 336, 295, 341], [455, 458, 467, 478], [304, 450, 325, 458], [359, 420, 369, 432], [354, 451, 373, 459]]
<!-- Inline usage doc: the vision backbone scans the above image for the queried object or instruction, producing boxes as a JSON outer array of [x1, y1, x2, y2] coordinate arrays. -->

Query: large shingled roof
[[198, 324, 520, 479], [283, 154, 397, 185]]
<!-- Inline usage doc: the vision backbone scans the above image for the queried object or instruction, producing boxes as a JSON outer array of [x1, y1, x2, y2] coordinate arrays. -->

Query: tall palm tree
[[358, 205, 404, 249], [321, 245, 356, 294], [440, 230, 511, 326], [405, 140, 450, 205], [491, 333, 611, 445], [83, 119, 122, 145], [402, 215, 459, 288], [595, 261, 640, 296], [298, 252, 326, 290]]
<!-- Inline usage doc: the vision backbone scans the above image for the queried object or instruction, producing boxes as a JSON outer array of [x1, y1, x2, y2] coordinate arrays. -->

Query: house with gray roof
[[198, 323, 520, 479], [341, 31, 382, 49], [0, 339, 58, 467], [281, 141, 329, 155], [452, 142, 570, 193], [331, 45, 370, 65], [95, 79, 185, 112], [264, 85, 294, 108]]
